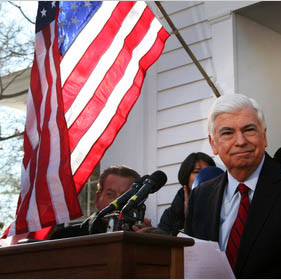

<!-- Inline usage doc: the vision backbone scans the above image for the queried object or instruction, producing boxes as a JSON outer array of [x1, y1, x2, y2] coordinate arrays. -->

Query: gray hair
[[208, 94, 266, 138]]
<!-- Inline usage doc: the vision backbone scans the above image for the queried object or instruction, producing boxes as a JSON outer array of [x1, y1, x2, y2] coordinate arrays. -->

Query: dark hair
[[178, 152, 216, 187], [97, 165, 140, 193]]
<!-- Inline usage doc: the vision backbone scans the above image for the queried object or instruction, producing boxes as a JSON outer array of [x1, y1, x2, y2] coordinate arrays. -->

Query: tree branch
[[0, 131, 24, 141], [0, 89, 28, 100], [7, 1, 35, 24]]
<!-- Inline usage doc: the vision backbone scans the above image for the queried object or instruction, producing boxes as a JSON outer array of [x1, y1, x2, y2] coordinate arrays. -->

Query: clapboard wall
[[152, 1, 217, 223]]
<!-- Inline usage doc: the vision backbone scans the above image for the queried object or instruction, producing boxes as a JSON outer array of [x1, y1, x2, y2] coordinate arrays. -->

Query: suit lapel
[[236, 154, 281, 273]]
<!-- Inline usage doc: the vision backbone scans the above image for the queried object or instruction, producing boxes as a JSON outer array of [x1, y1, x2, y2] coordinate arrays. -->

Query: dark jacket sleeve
[[158, 187, 185, 236], [50, 211, 107, 239], [50, 223, 89, 239]]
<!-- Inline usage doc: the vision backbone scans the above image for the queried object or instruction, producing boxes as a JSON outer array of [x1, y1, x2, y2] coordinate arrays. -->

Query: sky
[[5, 1, 38, 22], [2, 1, 38, 34], [0, 2, 36, 78]]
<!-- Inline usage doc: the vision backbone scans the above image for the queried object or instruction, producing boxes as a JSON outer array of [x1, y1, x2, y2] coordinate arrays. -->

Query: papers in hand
[[178, 232, 235, 279]]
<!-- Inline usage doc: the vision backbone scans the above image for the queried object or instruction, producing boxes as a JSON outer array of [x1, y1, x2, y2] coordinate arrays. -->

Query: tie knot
[[238, 183, 248, 195]]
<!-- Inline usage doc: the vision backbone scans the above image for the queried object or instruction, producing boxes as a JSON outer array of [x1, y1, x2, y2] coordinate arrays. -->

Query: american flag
[[2, 1, 169, 240]]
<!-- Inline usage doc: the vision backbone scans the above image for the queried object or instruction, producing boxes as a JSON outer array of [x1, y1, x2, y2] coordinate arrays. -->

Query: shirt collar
[[226, 155, 265, 201]]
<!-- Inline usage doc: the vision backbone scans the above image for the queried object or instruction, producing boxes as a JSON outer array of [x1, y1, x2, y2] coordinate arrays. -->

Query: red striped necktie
[[226, 183, 250, 271]]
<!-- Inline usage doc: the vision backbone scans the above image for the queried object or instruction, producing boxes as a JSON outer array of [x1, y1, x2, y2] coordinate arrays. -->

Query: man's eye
[[106, 192, 115, 198], [221, 131, 233, 136], [244, 128, 256, 133]]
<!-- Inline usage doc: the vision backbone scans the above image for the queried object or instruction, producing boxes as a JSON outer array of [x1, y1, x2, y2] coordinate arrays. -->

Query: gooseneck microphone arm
[[120, 170, 167, 215]]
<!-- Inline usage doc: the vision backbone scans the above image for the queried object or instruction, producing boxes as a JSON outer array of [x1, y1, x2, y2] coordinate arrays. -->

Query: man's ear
[[209, 135, 218, 155]]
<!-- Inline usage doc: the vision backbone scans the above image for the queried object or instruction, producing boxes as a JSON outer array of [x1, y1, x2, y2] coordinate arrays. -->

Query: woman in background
[[158, 152, 216, 235]]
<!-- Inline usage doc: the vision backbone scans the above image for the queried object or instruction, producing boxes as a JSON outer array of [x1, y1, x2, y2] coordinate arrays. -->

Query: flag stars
[[58, 21, 65, 28], [71, 17, 79, 25], [71, 2, 78, 10], [85, 2, 91, 8], [59, 36, 65, 44], [41, 8, 47, 17], [51, 1, 56, 8]]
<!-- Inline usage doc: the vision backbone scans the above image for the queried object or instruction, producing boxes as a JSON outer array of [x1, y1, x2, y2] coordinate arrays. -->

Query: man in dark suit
[[185, 93, 281, 278]]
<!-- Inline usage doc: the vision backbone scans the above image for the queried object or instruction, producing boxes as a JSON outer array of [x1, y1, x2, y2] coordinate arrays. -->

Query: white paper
[[0, 233, 29, 247], [178, 232, 235, 279]]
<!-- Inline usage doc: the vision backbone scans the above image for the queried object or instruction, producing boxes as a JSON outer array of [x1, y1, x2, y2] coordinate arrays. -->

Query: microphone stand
[[104, 212, 120, 232], [117, 203, 146, 231]]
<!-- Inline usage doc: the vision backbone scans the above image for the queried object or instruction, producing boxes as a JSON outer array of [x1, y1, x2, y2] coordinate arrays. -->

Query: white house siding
[[154, 1, 218, 224]]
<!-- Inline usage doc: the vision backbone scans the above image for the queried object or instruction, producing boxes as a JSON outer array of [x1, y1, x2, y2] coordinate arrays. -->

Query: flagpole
[[154, 1, 221, 98]]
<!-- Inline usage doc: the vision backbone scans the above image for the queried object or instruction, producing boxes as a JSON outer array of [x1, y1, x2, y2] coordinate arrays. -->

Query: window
[[67, 164, 100, 225], [78, 164, 100, 217]]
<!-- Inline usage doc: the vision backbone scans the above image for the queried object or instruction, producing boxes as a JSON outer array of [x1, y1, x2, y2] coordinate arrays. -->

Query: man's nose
[[235, 131, 247, 146]]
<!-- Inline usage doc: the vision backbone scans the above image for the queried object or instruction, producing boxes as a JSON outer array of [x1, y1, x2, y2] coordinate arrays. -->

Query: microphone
[[96, 175, 149, 219], [121, 170, 167, 214]]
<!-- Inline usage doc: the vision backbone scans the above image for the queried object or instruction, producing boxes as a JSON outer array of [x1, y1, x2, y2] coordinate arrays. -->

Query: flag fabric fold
[[2, 1, 169, 240]]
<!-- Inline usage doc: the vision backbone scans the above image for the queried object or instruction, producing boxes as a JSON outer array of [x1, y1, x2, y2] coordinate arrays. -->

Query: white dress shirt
[[219, 156, 265, 251]]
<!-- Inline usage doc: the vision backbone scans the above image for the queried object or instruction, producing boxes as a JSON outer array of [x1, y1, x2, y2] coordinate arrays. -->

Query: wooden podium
[[0, 231, 194, 279]]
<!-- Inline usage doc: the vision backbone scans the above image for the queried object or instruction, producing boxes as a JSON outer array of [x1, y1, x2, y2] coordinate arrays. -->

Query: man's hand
[[132, 219, 168, 235], [132, 218, 152, 231]]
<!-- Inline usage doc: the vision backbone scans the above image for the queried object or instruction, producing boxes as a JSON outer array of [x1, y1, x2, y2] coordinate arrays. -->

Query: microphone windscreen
[[149, 170, 167, 193], [136, 174, 150, 184]]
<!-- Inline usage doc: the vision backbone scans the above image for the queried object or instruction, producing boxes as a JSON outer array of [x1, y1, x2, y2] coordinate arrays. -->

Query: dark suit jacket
[[158, 187, 185, 236], [184, 153, 281, 278], [50, 211, 107, 239]]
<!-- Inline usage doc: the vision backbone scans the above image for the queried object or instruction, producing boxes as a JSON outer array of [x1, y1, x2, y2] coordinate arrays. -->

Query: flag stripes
[[72, 25, 169, 190], [6, 6, 82, 237], [2, 1, 169, 239], [64, 2, 144, 127], [62, 1, 168, 192]]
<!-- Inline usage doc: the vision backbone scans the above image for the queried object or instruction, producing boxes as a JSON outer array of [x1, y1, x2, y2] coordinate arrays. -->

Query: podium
[[0, 231, 194, 279]]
